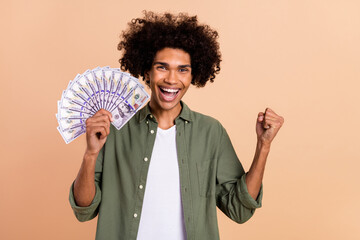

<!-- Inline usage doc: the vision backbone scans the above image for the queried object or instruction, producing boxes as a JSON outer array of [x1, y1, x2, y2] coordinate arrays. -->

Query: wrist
[[83, 150, 99, 162], [257, 139, 271, 151]]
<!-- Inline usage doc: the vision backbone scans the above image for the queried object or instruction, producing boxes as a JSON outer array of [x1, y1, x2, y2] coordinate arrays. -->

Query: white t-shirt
[[137, 125, 187, 240]]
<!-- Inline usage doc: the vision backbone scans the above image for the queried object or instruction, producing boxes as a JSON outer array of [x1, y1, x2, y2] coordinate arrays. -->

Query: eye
[[179, 68, 189, 73], [156, 65, 166, 71]]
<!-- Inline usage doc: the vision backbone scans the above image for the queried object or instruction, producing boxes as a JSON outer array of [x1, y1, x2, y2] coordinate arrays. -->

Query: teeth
[[160, 87, 179, 93]]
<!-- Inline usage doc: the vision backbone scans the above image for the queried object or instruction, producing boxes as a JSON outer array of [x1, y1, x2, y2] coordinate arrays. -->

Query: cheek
[[149, 78, 157, 90], [150, 73, 163, 86], [182, 76, 192, 88]]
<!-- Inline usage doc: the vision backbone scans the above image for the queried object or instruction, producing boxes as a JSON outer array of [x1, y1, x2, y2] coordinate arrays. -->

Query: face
[[120, 102, 131, 113], [147, 48, 192, 115], [118, 102, 131, 116]]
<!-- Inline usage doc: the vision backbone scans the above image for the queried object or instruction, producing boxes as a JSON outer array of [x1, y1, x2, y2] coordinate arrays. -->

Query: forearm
[[245, 140, 270, 199], [73, 152, 98, 207]]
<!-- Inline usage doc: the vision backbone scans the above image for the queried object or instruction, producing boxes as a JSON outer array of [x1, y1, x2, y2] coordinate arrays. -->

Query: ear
[[144, 71, 149, 80], [144, 71, 151, 85]]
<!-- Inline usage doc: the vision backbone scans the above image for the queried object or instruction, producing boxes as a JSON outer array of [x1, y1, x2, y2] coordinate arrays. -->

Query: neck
[[149, 101, 182, 130]]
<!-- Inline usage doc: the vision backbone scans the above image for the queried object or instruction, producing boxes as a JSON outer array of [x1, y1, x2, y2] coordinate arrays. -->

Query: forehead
[[153, 48, 191, 65]]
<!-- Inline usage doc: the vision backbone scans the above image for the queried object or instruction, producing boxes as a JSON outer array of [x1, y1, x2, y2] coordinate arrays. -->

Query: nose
[[164, 70, 177, 85]]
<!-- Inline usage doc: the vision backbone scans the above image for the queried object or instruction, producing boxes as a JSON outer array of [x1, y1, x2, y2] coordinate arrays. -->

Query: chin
[[159, 100, 181, 111]]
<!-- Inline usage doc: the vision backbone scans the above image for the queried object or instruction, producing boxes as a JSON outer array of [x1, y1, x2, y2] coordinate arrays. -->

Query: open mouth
[[159, 86, 180, 101]]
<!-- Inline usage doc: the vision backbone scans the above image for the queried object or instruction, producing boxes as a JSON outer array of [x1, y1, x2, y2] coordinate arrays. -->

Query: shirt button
[[150, 130, 154, 134], [134, 213, 138, 218], [146, 120, 149, 124], [149, 115, 153, 118], [185, 120, 188, 124], [144, 157, 148, 162], [139, 185, 143, 189]]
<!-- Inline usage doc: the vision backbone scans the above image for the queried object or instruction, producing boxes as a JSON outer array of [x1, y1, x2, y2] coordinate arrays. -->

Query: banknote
[[83, 69, 101, 110], [108, 76, 139, 112], [111, 101, 137, 130], [57, 126, 86, 144], [124, 84, 149, 111], [71, 74, 100, 111], [107, 73, 132, 111], [61, 89, 96, 115], [56, 66, 150, 144]]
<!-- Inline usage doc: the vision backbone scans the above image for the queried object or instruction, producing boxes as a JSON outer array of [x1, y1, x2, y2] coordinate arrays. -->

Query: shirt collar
[[138, 100, 192, 123]]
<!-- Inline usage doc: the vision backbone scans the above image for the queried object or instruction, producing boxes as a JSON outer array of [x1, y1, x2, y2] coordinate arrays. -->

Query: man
[[69, 11, 284, 240]]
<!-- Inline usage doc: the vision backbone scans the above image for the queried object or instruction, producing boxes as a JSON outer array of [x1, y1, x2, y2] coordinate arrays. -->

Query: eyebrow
[[153, 61, 191, 68]]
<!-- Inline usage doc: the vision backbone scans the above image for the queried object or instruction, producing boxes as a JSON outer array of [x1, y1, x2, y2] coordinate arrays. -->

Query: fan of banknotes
[[56, 66, 150, 144]]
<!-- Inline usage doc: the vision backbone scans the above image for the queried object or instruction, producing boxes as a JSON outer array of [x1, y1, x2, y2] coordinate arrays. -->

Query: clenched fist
[[256, 108, 284, 146]]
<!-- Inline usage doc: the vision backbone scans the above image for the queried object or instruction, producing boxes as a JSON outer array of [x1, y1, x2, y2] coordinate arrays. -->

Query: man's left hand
[[256, 108, 284, 146]]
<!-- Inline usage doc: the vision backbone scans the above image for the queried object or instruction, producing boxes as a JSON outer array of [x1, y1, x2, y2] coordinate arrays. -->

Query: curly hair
[[117, 11, 221, 87]]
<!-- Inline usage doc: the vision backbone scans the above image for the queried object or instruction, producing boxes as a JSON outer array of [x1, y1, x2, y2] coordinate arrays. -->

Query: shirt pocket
[[196, 158, 216, 197]]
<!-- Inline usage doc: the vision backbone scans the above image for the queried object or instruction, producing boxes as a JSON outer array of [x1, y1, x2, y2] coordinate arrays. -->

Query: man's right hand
[[85, 109, 113, 156]]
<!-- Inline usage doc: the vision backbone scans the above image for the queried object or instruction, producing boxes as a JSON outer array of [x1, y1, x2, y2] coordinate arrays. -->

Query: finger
[[265, 108, 284, 122], [86, 115, 112, 124], [87, 126, 108, 138], [92, 108, 107, 117], [264, 115, 284, 126], [264, 107, 275, 115], [263, 119, 283, 129], [92, 109, 113, 122], [263, 116, 275, 129], [264, 109, 284, 122], [263, 122, 270, 129], [96, 128, 108, 139], [87, 117, 111, 127], [100, 126, 109, 138], [86, 121, 111, 132], [257, 112, 265, 122], [87, 125, 107, 134], [264, 115, 279, 121], [86, 120, 111, 136]]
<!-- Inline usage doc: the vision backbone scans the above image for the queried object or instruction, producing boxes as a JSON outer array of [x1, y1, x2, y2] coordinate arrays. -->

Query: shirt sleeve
[[215, 126, 263, 224], [68, 147, 104, 222]]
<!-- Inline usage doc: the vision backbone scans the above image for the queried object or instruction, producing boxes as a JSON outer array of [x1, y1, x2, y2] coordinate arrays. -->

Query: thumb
[[257, 112, 264, 122]]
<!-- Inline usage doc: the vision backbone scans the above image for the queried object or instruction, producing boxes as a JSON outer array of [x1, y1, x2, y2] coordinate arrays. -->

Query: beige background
[[1, 0, 359, 239]]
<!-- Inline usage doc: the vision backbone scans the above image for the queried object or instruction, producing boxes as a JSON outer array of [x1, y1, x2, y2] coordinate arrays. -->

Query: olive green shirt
[[69, 101, 263, 240]]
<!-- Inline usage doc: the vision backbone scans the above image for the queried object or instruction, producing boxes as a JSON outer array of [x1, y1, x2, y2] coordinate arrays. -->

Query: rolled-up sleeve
[[69, 176, 102, 222], [69, 148, 104, 222], [215, 126, 263, 224], [238, 173, 263, 209]]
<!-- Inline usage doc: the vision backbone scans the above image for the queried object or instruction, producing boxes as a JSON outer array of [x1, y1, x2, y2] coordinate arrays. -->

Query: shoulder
[[190, 109, 221, 126], [187, 108, 226, 136]]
